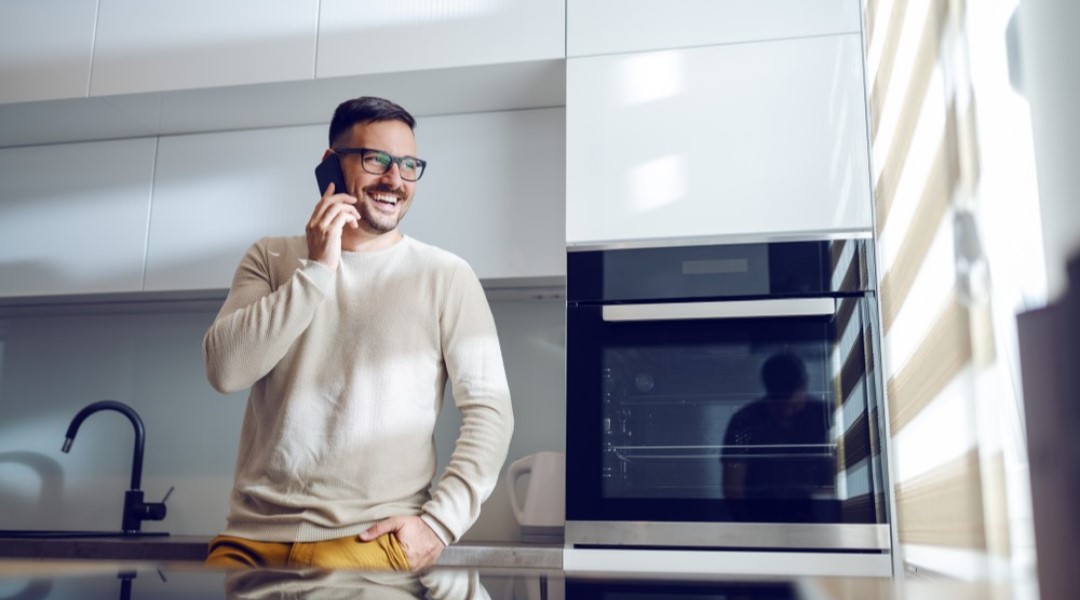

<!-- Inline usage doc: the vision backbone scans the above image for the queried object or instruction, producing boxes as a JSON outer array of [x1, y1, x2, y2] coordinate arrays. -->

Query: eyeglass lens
[[361, 151, 423, 181]]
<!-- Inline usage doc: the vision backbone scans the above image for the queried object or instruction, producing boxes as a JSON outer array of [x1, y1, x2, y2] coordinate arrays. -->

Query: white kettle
[[505, 451, 565, 543]]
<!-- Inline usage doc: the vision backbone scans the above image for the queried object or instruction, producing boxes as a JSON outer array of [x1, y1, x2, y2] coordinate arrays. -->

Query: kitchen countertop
[[0, 559, 1035, 600], [0, 535, 563, 569]]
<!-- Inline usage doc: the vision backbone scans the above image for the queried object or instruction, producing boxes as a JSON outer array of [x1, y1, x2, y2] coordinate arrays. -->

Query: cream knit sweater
[[202, 235, 514, 544]]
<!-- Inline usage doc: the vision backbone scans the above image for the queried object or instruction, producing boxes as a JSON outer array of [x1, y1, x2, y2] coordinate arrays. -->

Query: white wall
[[0, 298, 565, 542]]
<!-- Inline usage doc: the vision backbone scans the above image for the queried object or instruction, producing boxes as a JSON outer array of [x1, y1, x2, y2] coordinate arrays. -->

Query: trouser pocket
[[381, 533, 411, 571]]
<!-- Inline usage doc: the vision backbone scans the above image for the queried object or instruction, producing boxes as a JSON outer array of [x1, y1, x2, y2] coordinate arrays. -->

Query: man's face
[[337, 119, 418, 235]]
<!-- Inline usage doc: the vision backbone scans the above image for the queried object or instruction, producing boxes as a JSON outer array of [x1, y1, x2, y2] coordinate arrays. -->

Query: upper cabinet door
[[144, 125, 326, 292], [90, 0, 318, 96], [316, 0, 565, 78], [0, 0, 97, 104], [566, 34, 872, 246], [567, 0, 860, 57], [146, 111, 564, 292], [0, 138, 155, 297], [402, 108, 566, 280]]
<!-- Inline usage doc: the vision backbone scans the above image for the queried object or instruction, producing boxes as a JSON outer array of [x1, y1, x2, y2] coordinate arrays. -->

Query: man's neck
[[341, 228, 403, 252]]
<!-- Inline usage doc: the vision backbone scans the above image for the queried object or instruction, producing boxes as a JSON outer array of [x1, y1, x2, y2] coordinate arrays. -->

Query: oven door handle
[[601, 298, 836, 321]]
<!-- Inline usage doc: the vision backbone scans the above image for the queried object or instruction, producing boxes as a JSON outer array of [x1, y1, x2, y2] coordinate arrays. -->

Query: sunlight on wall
[[625, 154, 688, 215], [616, 51, 685, 105]]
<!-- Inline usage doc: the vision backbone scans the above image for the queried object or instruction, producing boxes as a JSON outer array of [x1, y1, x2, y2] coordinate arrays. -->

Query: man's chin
[[358, 218, 398, 235]]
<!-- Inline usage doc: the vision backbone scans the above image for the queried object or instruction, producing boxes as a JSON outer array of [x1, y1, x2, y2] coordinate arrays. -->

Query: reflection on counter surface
[[0, 562, 1035, 600], [0, 566, 502, 600]]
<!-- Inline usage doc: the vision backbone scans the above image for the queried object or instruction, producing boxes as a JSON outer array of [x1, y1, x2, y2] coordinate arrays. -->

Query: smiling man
[[201, 96, 514, 571]]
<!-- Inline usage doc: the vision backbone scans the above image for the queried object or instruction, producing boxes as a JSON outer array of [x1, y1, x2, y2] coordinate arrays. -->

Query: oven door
[[565, 295, 890, 551]]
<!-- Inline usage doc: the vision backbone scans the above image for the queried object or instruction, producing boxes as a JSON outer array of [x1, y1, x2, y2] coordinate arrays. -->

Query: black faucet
[[62, 400, 169, 534]]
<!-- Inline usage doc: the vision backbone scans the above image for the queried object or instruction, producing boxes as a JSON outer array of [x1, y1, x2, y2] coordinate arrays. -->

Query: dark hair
[[761, 352, 808, 399], [328, 96, 417, 147]]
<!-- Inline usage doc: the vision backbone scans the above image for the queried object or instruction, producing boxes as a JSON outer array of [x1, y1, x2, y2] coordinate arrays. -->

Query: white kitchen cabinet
[[317, 0, 564, 78], [0, 138, 156, 297], [144, 125, 326, 292], [567, 0, 860, 57], [566, 34, 872, 246], [145, 109, 565, 292], [0, 0, 97, 104], [90, 0, 318, 96], [403, 108, 565, 280]]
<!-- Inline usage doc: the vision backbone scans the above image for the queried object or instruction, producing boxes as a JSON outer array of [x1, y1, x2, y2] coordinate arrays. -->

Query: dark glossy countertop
[[0, 560, 1033, 600]]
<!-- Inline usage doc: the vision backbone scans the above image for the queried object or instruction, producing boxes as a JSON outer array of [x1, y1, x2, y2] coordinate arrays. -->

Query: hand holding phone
[[308, 154, 360, 271]]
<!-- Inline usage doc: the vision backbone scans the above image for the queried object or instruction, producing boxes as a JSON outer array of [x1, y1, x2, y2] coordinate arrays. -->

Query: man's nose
[[379, 162, 404, 187]]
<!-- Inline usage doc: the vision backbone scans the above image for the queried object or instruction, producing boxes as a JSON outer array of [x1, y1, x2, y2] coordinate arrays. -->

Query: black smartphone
[[315, 154, 348, 196]]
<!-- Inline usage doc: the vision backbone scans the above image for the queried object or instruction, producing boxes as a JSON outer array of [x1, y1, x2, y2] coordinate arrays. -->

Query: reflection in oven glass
[[721, 352, 835, 522], [601, 341, 841, 523]]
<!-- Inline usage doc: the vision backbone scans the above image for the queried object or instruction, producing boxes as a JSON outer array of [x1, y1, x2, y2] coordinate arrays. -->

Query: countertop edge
[[0, 536, 563, 569]]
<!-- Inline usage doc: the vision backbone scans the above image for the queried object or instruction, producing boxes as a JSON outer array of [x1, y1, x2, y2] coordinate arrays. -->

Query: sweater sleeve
[[421, 261, 515, 544], [202, 238, 335, 394]]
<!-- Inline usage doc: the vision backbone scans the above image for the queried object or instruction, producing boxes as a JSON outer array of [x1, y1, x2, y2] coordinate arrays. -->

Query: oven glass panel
[[582, 299, 884, 525]]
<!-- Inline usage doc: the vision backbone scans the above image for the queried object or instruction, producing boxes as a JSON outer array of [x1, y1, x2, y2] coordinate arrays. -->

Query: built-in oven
[[565, 236, 892, 562]]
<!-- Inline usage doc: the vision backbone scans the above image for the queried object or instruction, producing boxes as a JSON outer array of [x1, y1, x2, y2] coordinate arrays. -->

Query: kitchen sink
[[0, 530, 169, 539]]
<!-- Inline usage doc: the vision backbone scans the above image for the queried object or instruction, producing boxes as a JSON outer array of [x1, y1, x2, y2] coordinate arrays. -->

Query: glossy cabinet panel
[[568, 0, 860, 57], [144, 125, 326, 292], [317, 0, 564, 78], [0, 0, 97, 104], [403, 108, 566, 279], [566, 34, 872, 246], [145, 109, 565, 292], [0, 138, 156, 297], [90, 0, 318, 96]]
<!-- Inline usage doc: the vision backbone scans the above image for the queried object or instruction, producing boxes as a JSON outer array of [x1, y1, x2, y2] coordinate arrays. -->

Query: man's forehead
[[347, 120, 416, 145]]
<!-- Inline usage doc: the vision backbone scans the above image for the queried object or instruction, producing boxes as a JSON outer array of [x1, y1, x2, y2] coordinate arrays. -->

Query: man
[[202, 96, 514, 570], [721, 352, 834, 522]]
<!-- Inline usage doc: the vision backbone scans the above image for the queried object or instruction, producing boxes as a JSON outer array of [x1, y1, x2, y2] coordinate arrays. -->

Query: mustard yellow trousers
[[205, 533, 410, 571]]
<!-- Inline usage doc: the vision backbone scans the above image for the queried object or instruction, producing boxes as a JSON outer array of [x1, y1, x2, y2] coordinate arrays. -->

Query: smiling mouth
[[368, 191, 402, 206]]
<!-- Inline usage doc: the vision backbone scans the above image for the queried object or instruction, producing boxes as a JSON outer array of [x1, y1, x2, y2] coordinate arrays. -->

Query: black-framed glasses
[[333, 147, 427, 182]]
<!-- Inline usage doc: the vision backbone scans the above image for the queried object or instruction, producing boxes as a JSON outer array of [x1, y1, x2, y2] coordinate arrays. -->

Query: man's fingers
[[327, 211, 356, 236], [317, 203, 357, 233], [356, 524, 384, 541], [310, 182, 337, 222], [319, 204, 345, 232], [309, 187, 357, 226], [358, 516, 403, 541]]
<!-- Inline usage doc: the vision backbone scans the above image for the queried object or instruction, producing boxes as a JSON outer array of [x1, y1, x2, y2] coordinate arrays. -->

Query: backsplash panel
[[0, 298, 565, 540]]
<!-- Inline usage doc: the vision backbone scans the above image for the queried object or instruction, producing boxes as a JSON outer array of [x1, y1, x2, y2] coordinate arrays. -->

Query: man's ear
[[322, 148, 334, 161]]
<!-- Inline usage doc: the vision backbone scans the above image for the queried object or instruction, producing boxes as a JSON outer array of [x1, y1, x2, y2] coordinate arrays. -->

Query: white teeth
[[371, 193, 398, 205]]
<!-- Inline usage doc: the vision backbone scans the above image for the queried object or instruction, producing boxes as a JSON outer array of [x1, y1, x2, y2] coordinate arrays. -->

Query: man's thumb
[[358, 517, 398, 541]]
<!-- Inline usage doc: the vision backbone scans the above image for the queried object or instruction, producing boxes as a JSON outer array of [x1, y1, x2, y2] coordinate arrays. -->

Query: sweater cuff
[[297, 258, 335, 293], [420, 513, 453, 547]]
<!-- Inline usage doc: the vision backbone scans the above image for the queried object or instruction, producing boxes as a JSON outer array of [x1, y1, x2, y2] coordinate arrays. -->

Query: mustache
[[362, 184, 405, 199]]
